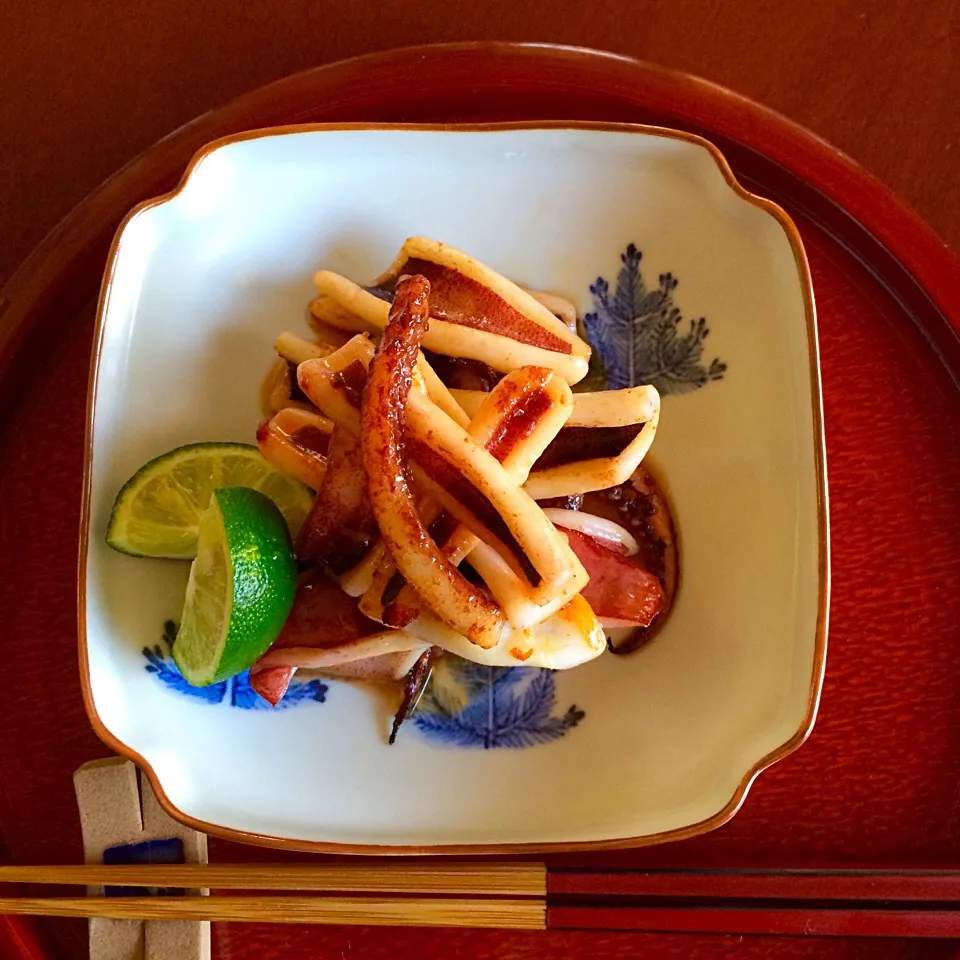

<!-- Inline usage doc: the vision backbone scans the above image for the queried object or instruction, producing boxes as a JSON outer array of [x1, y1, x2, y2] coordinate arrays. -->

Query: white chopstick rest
[[74, 758, 211, 960]]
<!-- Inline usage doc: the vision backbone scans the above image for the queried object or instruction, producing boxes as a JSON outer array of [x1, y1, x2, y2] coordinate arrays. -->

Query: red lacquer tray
[[1, 44, 958, 960]]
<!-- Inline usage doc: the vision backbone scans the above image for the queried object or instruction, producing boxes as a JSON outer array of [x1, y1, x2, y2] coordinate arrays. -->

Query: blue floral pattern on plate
[[142, 244, 724, 743], [143, 623, 327, 710], [412, 659, 585, 748], [583, 243, 727, 393]]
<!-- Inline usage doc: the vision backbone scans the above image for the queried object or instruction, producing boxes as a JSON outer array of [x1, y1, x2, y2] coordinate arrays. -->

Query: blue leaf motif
[[490, 670, 585, 748], [582, 244, 727, 394], [228, 671, 328, 710], [412, 659, 585, 749], [142, 636, 328, 711], [413, 712, 488, 748], [143, 646, 228, 704]]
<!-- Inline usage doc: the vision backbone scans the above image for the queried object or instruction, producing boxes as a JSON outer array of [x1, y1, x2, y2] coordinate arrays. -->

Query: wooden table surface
[[1, 0, 959, 290], [2, 6, 959, 959]]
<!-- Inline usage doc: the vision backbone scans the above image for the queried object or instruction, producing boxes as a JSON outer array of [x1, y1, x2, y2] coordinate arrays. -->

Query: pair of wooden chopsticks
[[0, 863, 545, 930], [3, 864, 960, 936]]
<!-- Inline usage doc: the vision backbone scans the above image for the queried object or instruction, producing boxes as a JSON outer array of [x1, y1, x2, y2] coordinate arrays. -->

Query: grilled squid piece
[[257, 571, 604, 675], [358, 364, 573, 627], [424, 386, 662, 626], [405, 593, 605, 669], [522, 385, 661, 500], [312, 237, 591, 384], [361, 274, 505, 649], [339, 540, 391, 597], [249, 569, 431, 707], [261, 359, 309, 416], [311, 293, 374, 335], [583, 464, 679, 653], [297, 334, 374, 434], [451, 384, 658, 428], [274, 331, 335, 365], [262, 336, 325, 414], [262, 333, 336, 416], [261, 633, 430, 671], [389, 649, 438, 744], [464, 540, 575, 630], [297, 426, 378, 569], [297, 334, 469, 432], [523, 289, 578, 333], [255, 407, 333, 490], [412, 353, 471, 429], [404, 386, 588, 605], [301, 334, 589, 618]]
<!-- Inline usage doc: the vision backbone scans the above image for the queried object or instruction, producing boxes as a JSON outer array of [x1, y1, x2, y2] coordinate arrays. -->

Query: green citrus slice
[[172, 487, 297, 686], [106, 442, 312, 558]]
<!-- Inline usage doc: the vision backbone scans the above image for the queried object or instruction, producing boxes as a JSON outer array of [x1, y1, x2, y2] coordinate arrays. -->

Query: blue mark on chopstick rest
[[142, 622, 328, 710], [102, 837, 185, 897], [582, 243, 727, 394], [413, 658, 584, 749]]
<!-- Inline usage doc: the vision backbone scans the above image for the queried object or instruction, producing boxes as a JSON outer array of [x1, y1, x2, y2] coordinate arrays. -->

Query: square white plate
[[80, 123, 828, 853]]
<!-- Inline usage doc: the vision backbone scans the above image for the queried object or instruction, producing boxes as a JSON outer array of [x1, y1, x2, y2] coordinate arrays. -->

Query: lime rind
[[173, 487, 297, 686], [173, 495, 232, 685], [106, 442, 313, 559]]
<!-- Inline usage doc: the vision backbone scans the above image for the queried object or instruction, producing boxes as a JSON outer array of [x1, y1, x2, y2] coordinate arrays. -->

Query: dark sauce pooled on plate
[[544, 463, 678, 655]]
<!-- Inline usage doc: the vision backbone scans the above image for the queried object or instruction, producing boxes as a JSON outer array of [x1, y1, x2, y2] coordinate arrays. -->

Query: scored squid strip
[[521, 288, 578, 332], [375, 238, 587, 354], [273, 331, 336, 365], [402, 594, 606, 669], [296, 334, 374, 434], [259, 632, 430, 670], [357, 365, 572, 626], [258, 570, 605, 673], [413, 354, 471, 429], [296, 426, 379, 569], [297, 334, 469, 433], [523, 395, 660, 500], [338, 540, 391, 597], [255, 407, 333, 490], [311, 294, 376, 335], [403, 385, 588, 603], [314, 280, 580, 350], [313, 271, 589, 384], [442, 386, 664, 503], [361, 274, 505, 649], [450, 383, 659, 428], [261, 358, 314, 417], [302, 332, 590, 615], [260, 594, 604, 673]]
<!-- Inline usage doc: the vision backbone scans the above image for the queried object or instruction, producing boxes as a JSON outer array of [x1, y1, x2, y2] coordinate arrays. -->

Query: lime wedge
[[106, 442, 313, 558], [173, 487, 297, 686]]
